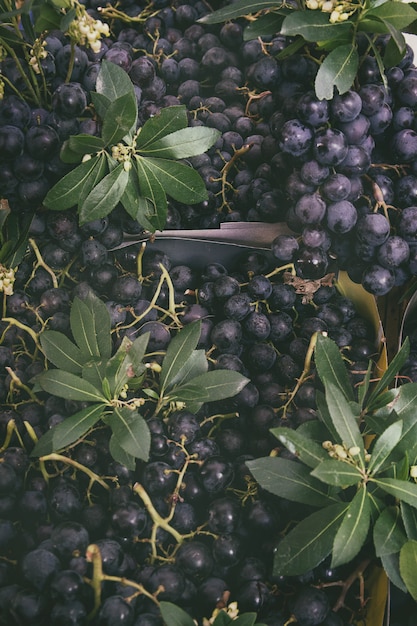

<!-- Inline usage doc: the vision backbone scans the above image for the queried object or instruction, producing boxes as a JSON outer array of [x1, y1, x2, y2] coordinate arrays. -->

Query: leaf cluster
[[247, 332, 417, 600], [0, 202, 31, 269], [43, 61, 220, 229], [31, 292, 248, 469], [159, 601, 268, 626], [199, 0, 417, 99]]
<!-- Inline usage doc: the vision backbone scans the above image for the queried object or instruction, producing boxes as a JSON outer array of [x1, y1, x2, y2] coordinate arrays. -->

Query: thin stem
[[28, 238, 59, 289], [39, 453, 112, 493]]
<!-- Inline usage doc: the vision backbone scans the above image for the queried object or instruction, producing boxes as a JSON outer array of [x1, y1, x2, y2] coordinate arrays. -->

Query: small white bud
[[349, 446, 361, 456], [410, 466, 417, 479]]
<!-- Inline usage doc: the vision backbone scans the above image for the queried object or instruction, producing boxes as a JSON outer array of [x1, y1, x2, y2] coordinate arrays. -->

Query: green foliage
[[159, 601, 268, 626], [31, 293, 248, 468], [246, 333, 417, 596], [43, 62, 220, 228], [198, 0, 417, 98]]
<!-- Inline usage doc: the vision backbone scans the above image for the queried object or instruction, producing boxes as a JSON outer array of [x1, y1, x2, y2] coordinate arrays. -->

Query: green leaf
[[400, 540, 417, 601], [373, 478, 417, 508], [79, 162, 129, 224], [134, 157, 168, 231], [311, 459, 363, 487], [70, 297, 103, 360], [381, 552, 407, 592], [110, 406, 150, 461], [82, 360, 107, 391], [281, 10, 352, 41], [384, 382, 417, 461], [401, 502, 417, 541], [127, 333, 150, 377], [323, 381, 364, 458], [40, 331, 83, 374], [233, 615, 259, 626], [243, 11, 284, 40], [167, 349, 208, 389], [271, 426, 329, 469], [247, 456, 340, 507], [43, 155, 101, 211], [160, 321, 201, 393], [136, 106, 188, 150], [78, 153, 108, 209], [109, 434, 137, 470], [368, 420, 403, 475], [138, 127, 221, 159], [197, 0, 281, 24], [159, 601, 196, 626], [52, 403, 105, 451], [101, 93, 137, 146], [29, 428, 55, 458], [365, 1, 417, 30], [37, 370, 107, 403], [383, 29, 407, 68], [140, 158, 208, 205], [357, 361, 373, 408], [95, 59, 135, 101], [91, 91, 111, 121], [212, 613, 233, 626], [315, 333, 354, 402], [119, 168, 154, 231], [316, 390, 340, 442], [315, 44, 359, 100], [366, 338, 410, 410], [83, 293, 112, 359], [331, 488, 371, 567], [273, 503, 348, 576], [374, 506, 407, 557], [171, 370, 249, 405], [68, 134, 105, 155]]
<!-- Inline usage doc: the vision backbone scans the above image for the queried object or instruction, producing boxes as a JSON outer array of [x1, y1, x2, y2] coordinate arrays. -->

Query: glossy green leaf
[[365, 1, 417, 30], [296, 419, 333, 443], [95, 59, 135, 101], [368, 420, 403, 475], [43, 155, 101, 211], [383, 29, 407, 68], [385, 383, 417, 462], [373, 478, 417, 508], [160, 321, 201, 393], [168, 383, 209, 403], [273, 503, 348, 576], [109, 434, 137, 471], [70, 297, 100, 358], [37, 370, 107, 403], [367, 338, 409, 410], [401, 502, 417, 541], [138, 127, 221, 159], [243, 11, 284, 40], [315, 333, 354, 401], [127, 333, 150, 377], [197, 0, 281, 24], [316, 390, 340, 441], [166, 349, 208, 389], [110, 406, 150, 461], [211, 613, 233, 626], [374, 506, 407, 557], [120, 168, 153, 230], [52, 403, 105, 451], [91, 91, 111, 121], [233, 615, 259, 626], [136, 106, 188, 150], [315, 43, 359, 100], [79, 162, 129, 225], [68, 134, 105, 155], [78, 153, 108, 209], [247, 456, 339, 507], [29, 428, 55, 458], [281, 10, 352, 41], [101, 93, 137, 146], [159, 601, 196, 626], [311, 459, 363, 487], [82, 360, 107, 391], [332, 488, 371, 567], [34, 4, 62, 32], [134, 156, 167, 231], [40, 331, 83, 374], [381, 552, 407, 592], [84, 292, 112, 359], [59, 141, 84, 164], [140, 157, 208, 204], [172, 370, 249, 404], [400, 540, 417, 601], [357, 361, 372, 408], [271, 426, 329, 469], [324, 381, 364, 457]]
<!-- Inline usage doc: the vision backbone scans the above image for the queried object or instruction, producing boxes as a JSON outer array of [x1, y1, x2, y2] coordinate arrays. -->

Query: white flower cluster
[[0, 265, 15, 296], [68, 7, 110, 54], [305, 0, 359, 23], [29, 39, 47, 75], [322, 440, 371, 463], [112, 143, 133, 171], [202, 602, 240, 625]]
